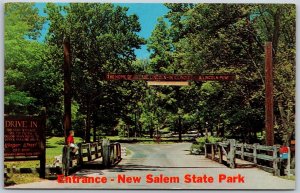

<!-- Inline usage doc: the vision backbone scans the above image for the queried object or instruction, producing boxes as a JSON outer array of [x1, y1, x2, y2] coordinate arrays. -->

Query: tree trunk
[[85, 100, 91, 142], [178, 117, 182, 142], [272, 8, 282, 58], [149, 125, 154, 138]]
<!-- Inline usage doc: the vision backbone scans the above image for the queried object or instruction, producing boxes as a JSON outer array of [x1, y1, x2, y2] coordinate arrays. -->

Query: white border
[[0, 1, 298, 193]]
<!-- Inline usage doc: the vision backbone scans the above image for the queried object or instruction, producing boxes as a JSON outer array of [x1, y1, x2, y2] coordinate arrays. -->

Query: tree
[[46, 3, 144, 141]]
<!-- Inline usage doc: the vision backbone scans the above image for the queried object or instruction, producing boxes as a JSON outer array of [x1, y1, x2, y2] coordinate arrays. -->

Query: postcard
[[3, 2, 295, 190]]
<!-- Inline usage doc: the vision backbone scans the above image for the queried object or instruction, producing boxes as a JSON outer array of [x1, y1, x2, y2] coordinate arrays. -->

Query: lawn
[[5, 136, 84, 168]]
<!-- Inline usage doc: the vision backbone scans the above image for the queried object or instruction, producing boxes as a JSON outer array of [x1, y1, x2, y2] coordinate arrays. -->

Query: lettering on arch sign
[[105, 73, 236, 81]]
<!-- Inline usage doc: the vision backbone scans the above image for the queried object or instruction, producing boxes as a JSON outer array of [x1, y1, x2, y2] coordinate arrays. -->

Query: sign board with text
[[105, 73, 236, 81], [4, 115, 46, 178], [4, 116, 45, 159]]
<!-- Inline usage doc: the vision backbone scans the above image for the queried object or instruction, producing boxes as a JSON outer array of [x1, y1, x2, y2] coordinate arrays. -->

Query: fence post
[[218, 145, 223, 164], [211, 144, 215, 160], [241, 143, 244, 160], [204, 144, 208, 158], [87, 143, 91, 161], [102, 139, 110, 167], [273, 145, 280, 176], [229, 139, 236, 168], [287, 147, 291, 176], [253, 143, 258, 164], [62, 146, 70, 176], [78, 143, 83, 166]]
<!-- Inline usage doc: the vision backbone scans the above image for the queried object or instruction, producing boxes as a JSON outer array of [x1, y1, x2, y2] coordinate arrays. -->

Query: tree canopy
[[4, 3, 295, 145]]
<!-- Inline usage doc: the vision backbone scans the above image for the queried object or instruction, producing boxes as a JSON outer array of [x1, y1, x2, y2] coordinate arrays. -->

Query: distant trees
[[5, 3, 295, 145], [147, 4, 295, 144]]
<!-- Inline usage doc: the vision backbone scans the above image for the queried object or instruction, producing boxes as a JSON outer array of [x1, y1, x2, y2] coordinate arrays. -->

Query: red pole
[[63, 38, 72, 144], [265, 42, 274, 146]]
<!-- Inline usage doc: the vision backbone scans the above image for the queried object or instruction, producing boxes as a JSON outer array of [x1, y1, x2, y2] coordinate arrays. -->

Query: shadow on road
[[107, 164, 226, 173]]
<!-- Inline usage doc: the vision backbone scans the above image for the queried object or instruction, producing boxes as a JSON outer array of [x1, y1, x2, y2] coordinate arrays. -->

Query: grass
[[5, 173, 41, 186], [279, 175, 295, 181], [5, 137, 84, 168], [5, 136, 84, 186]]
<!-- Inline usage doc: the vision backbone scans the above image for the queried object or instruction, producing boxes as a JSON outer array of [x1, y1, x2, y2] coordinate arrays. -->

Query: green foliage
[[4, 3, 295, 145], [190, 136, 222, 154], [148, 4, 295, 144]]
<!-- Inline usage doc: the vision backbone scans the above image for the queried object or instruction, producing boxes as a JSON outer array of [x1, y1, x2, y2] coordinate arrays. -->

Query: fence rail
[[205, 139, 289, 176], [62, 139, 121, 176]]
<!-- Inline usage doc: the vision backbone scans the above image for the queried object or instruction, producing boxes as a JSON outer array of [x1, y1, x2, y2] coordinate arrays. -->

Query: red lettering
[[57, 175, 65, 183]]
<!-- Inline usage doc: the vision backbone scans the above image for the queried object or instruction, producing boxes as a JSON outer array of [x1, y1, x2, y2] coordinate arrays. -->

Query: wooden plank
[[256, 154, 273, 161], [257, 145, 274, 151], [257, 165, 274, 173], [81, 144, 90, 149], [244, 144, 254, 149], [243, 152, 253, 157], [221, 146, 228, 157], [218, 141, 229, 147], [235, 143, 243, 148]]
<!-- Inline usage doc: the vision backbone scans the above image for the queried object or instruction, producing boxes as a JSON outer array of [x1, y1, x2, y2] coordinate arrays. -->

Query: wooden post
[[95, 143, 99, 159], [87, 143, 91, 161], [211, 144, 215, 160], [265, 42, 274, 146], [241, 143, 244, 160], [287, 147, 291, 176], [204, 144, 208, 158], [218, 145, 223, 164], [63, 38, 72, 144], [102, 139, 110, 167], [229, 139, 236, 168], [62, 146, 70, 176], [78, 143, 83, 165], [39, 114, 46, 179], [273, 145, 280, 176], [253, 143, 258, 164]]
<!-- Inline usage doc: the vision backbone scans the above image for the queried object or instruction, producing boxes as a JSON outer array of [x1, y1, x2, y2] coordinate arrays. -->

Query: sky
[[34, 3, 169, 59]]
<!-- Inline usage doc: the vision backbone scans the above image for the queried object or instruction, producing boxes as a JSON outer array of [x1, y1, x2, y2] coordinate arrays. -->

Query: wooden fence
[[205, 139, 289, 176], [62, 139, 121, 176]]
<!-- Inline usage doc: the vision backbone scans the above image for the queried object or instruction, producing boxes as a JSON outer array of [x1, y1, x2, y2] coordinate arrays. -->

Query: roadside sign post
[[4, 115, 46, 178]]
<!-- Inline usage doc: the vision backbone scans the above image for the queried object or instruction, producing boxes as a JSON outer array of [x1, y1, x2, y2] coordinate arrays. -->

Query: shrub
[[190, 136, 223, 154]]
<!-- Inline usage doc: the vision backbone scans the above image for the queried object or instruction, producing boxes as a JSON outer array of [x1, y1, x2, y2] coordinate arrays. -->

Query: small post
[[241, 143, 244, 160], [39, 115, 46, 179], [78, 143, 83, 165], [273, 145, 280, 176], [229, 139, 236, 168], [62, 146, 70, 176], [102, 139, 110, 167], [218, 145, 223, 164], [204, 144, 208, 158], [253, 143, 258, 164], [211, 144, 214, 160], [87, 143, 91, 161], [95, 143, 99, 159], [287, 147, 291, 176]]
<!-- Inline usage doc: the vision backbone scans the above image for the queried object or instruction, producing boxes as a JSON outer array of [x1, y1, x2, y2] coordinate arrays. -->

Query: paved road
[[8, 143, 295, 189]]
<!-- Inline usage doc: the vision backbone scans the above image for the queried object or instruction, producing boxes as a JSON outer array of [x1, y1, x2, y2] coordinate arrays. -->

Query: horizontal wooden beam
[[105, 73, 235, 81], [147, 81, 190, 86]]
